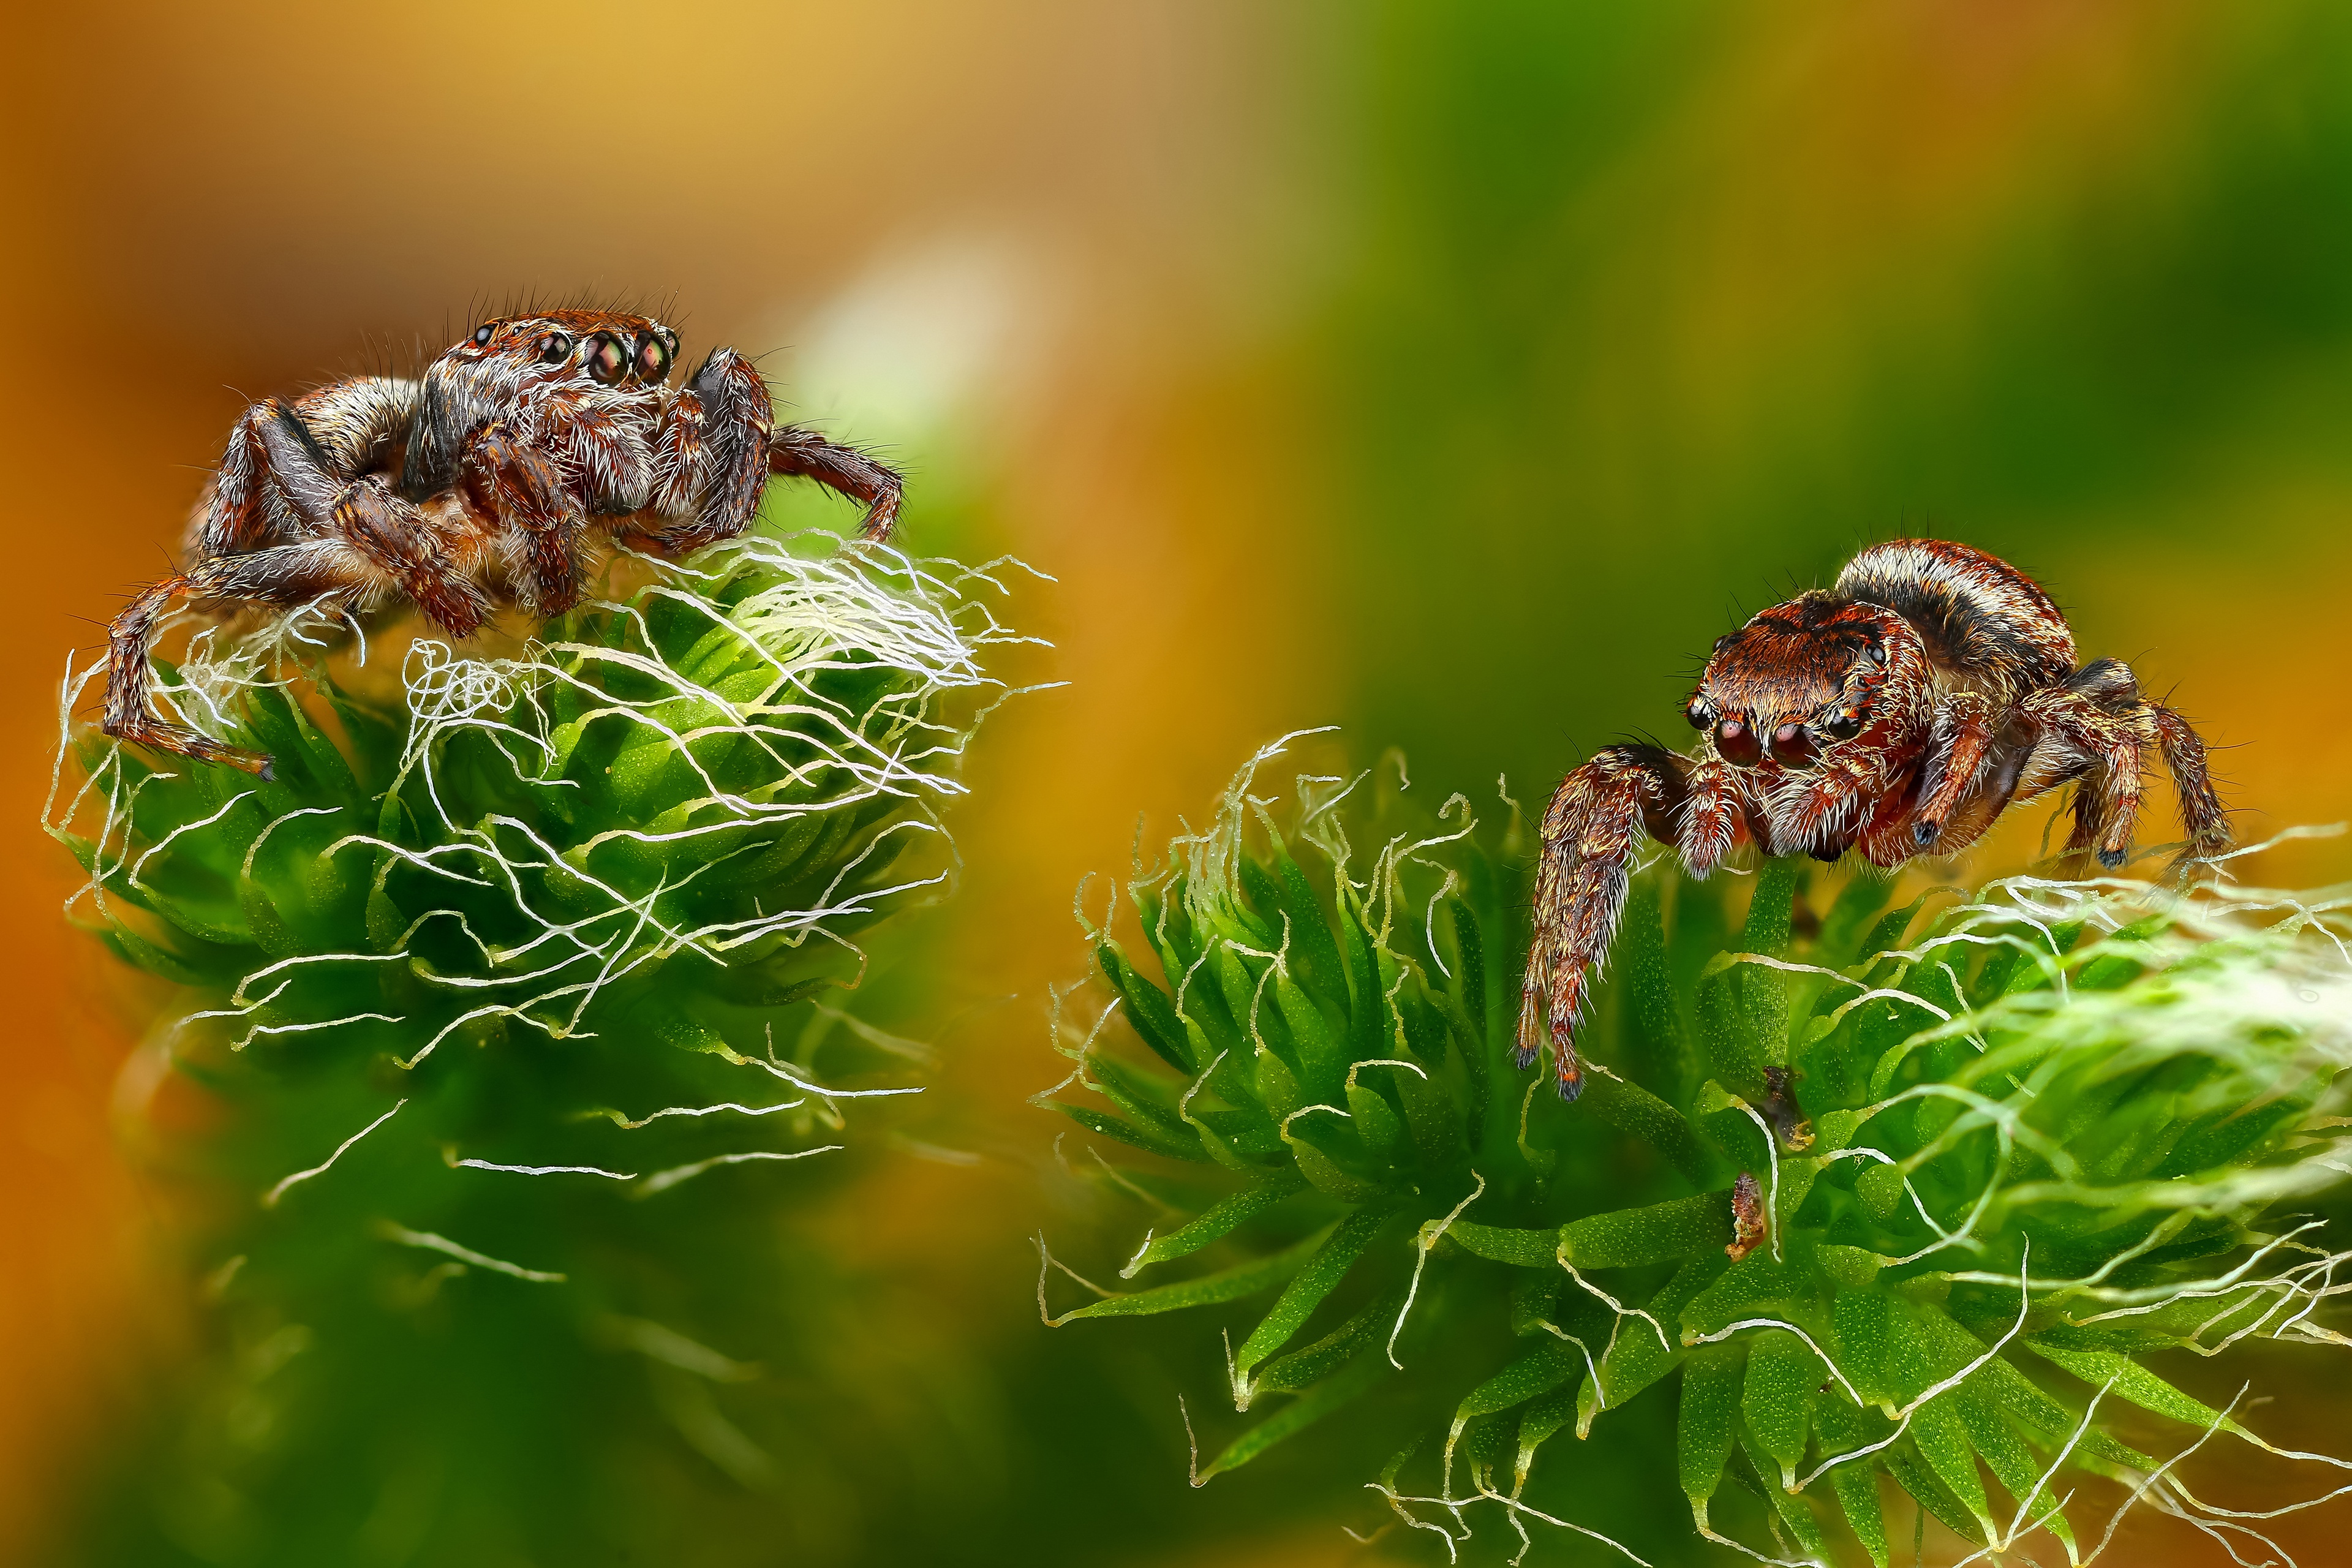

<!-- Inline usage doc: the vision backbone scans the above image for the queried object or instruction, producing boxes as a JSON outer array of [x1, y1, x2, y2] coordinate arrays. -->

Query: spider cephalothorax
[[1521, 538, 2231, 1099], [104, 308, 905, 777]]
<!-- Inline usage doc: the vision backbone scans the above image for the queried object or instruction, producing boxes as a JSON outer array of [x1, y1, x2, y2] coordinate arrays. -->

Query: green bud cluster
[[1038, 738, 2352, 1565], [45, 535, 1022, 1564]]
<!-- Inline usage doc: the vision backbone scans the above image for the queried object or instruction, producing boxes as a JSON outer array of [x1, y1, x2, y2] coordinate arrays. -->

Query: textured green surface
[[1039, 739, 2352, 1562], [45, 536, 1020, 1566]]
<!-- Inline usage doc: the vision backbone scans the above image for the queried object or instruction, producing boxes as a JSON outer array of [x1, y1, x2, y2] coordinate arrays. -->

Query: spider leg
[[1778, 750, 1882, 859], [1520, 744, 1689, 1098], [2026, 657, 2227, 875], [196, 382, 423, 557], [635, 353, 906, 553], [644, 349, 777, 556], [770, 426, 905, 542], [104, 541, 375, 777], [227, 408, 492, 641], [192, 402, 287, 557], [2017, 669, 2154, 871], [2147, 700, 2232, 872], [1676, 756, 1747, 875], [1912, 689, 1998, 848], [548, 396, 654, 518], [467, 423, 582, 619]]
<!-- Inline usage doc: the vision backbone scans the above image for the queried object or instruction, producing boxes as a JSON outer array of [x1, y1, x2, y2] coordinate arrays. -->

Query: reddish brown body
[[1521, 540, 2231, 1098], [104, 309, 904, 777]]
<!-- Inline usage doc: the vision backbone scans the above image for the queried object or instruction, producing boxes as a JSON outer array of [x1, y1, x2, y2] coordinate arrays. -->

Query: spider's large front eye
[[470, 322, 497, 347], [1770, 722, 1819, 769], [537, 332, 575, 364], [584, 333, 628, 384], [1717, 718, 1763, 768], [634, 332, 673, 382]]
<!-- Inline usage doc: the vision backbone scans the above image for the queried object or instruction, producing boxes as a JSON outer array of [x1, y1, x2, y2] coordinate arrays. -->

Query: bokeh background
[[5, 1, 2350, 1562]]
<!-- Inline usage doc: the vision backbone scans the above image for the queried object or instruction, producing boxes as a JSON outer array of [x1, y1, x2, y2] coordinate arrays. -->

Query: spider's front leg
[[1911, 690, 1999, 848], [642, 351, 905, 554], [771, 426, 904, 542], [468, 424, 586, 618], [631, 350, 773, 556], [1520, 744, 1692, 1098]]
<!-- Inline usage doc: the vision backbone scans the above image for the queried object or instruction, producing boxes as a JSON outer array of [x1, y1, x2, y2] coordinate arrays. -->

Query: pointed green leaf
[[1232, 1205, 1397, 1381], [1678, 1340, 1744, 1526], [1054, 1226, 1329, 1323], [1560, 1190, 1732, 1270], [1123, 1173, 1306, 1275], [1196, 1349, 1390, 1482]]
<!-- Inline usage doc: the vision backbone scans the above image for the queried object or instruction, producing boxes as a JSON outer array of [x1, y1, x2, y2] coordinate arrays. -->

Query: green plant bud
[[1034, 739, 2352, 1565], [49, 535, 1027, 1559]]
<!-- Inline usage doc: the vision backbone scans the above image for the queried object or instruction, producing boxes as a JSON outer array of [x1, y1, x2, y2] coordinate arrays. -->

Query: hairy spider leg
[[1777, 744, 1887, 858], [103, 541, 375, 778], [628, 353, 907, 554], [1523, 744, 1691, 1098], [1912, 688, 2001, 847], [771, 426, 905, 542], [547, 394, 655, 518], [687, 349, 776, 551], [2149, 702, 2232, 869], [467, 423, 586, 618], [238, 409, 494, 642], [194, 401, 292, 557], [107, 402, 490, 774], [2017, 680, 2158, 869], [1677, 755, 1748, 875], [643, 387, 707, 519], [2033, 691, 2228, 876], [193, 382, 418, 558]]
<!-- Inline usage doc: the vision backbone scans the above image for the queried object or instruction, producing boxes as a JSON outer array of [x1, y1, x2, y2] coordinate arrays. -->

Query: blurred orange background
[[4, 2, 2348, 1562]]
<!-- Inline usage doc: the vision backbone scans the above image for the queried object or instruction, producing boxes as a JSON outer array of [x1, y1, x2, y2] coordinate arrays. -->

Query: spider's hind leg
[[102, 542, 371, 778], [1520, 744, 1690, 1099], [2020, 657, 2229, 876], [2147, 701, 2233, 875]]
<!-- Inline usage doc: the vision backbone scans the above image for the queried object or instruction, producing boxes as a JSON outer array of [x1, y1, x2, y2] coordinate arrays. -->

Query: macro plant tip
[[1036, 737, 2352, 1562], [46, 531, 1036, 1551]]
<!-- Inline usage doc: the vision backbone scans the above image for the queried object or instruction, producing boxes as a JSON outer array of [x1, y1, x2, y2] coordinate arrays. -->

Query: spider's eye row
[[470, 323, 497, 347], [538, 333, 575, 364], [584, 333, 629, 385], [635, 333, 673, 382]]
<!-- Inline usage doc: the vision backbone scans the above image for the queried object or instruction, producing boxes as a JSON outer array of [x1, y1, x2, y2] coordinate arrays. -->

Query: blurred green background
[[4, 2, 2348, 1562]]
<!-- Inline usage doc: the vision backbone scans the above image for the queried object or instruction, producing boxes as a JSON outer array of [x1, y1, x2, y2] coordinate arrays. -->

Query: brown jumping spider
[[104, 309, 903, 778], [1520, 539, 2231, 1098]]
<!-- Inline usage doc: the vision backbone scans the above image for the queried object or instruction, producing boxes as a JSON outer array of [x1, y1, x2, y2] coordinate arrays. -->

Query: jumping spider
[[104, 309, 904, 778], [1520, 539, 2231, 1099]]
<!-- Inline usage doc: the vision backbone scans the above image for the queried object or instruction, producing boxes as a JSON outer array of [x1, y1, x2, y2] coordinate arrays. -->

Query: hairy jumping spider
[[104, 309, 903, 777], [1520, 539, 2231, 1098]]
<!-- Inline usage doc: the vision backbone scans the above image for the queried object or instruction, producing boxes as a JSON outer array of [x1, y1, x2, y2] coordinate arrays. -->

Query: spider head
[[447, 311, 680, 388], [1687, 591, 1920, 770]]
